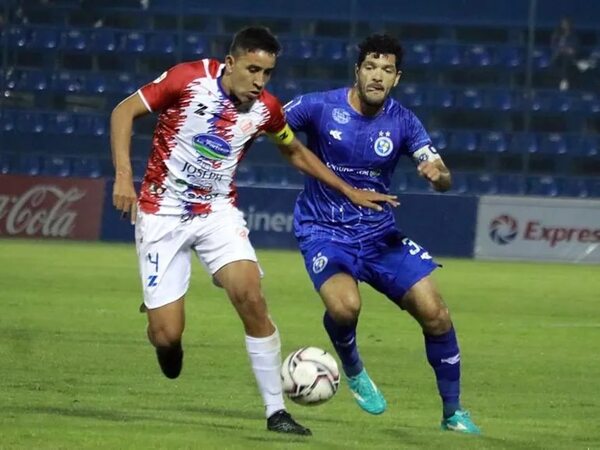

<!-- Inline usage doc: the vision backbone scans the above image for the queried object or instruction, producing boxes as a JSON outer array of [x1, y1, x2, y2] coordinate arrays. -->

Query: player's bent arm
[[110, 92, 150, 177], [417, 159, 452, 192]]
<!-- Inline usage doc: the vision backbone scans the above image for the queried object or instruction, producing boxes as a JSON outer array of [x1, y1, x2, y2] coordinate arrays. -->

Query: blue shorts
[[298, 230, 439, 303]]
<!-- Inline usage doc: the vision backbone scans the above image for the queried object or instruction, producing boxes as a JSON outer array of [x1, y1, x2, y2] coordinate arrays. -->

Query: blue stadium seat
[[580, 92, 600, 114], [1, 110, 16, 133], [317, 40, 347, 60], [29, 27, 60, 50], [52, 71, 83, 93], [450, 172, 469, 194], [393, 171, 409, 192], [468, 173, 498, 195], [235, 165, 258, 185], [528, 175, 558, 196], [539, 133, 567, 155], [91, 29, 119, 53], [116, 73, 138, 95], [122, 32, 146, 53], [0, 153, 13, 175], [405, 171, 431, 192], [427, 87, 454, 108], [464, 45, 492, 67], [17, 111, 47, 134], [15, 154, 43, 176], [72, 157, 104, 178], [485, 88, 518, 111], [62, 29, 89, 52], [457, 88, 483, 109], [449, 130, 478, 152], [429, 129, 448, 151], [148, 32, 176, 54], [405, 43, 432, 65], [182, 33, 208, 57], [43, 156, 72, 177], [51, 113, 77, 135], [17, 70, 49, 91], [282, 39, 314, 60], [558, 177, 588, 198], [480, 131, 508, 153], [532, 47, 552, 69], [586, 179, 600, 198], [7, 26, 28, 48], [83, 73, 115, 94], [495, 45, 524, 69], [496, 173, 526, 195], [575, 135, 599, 158], [398, 84, 424, 108], [433, 45, 461, 66], [509, 132, 538, 154]]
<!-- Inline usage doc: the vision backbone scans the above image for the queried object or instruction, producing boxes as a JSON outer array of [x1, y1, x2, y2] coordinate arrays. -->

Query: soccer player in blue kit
[[284, 34, 480, 434]]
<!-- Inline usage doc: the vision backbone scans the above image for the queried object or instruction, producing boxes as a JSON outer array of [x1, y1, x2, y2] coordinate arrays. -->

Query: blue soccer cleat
[[440, 410, 481, 434], [346, 369, 387, 415]]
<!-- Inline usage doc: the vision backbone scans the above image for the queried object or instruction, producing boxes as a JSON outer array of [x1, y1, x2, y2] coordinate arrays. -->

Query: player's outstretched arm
[[278, 138, 399, 211], [110, 92, 150, 224], [417, 159, 452, 192]]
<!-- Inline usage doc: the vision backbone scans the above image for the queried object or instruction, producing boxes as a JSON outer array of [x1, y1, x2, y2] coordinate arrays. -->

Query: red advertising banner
[[0, 175, 105, 240]]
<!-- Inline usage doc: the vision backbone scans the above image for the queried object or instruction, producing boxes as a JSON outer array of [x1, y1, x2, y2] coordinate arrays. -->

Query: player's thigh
[[319, 273, 362, 324], [364, 234, 438, 308], [136, 211, 193, 310], [298, 238, 359, 292]]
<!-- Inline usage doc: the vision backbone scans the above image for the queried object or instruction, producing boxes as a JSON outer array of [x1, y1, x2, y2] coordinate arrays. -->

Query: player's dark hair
[[229, 26, 281, 56], [357, 34, 403, 70]]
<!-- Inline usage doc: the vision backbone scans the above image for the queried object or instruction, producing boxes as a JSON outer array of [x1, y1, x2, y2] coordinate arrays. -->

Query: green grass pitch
[[0, 239, 598, 449]]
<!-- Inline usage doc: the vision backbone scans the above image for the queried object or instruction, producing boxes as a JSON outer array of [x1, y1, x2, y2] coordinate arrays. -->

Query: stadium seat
[[116, 73, 138, 95], [15, 154, 43, 176], [0, 153, 13, 175], [575, 135, 599, 158], [495, 45, 524, 69], [7, 26, 28, 48], [62, 29, 89, 52], [480, 131, 508, 153], [450, 172, 469, 194], [122, 32, 146, 53], [532, 47, 551, 69], [91, 29, 119, 53], [83, 72, 114, 94], [457, 88, 483, 109], [468, 172, 497, 195], [43, 156, 72, 177], [182, 33, 208, 57], [509, 132, 538, 154], [427, 87, 454, 108], [17, 111, 47, 134], [579, 92, 600, 114], [405, 171, 432, 192], [586, 179, 600, 198], [405, 43, 432, 65], [464, 45, 492, 67], [429, 129, 448, 151], [398, 84, 425, 108], [52, 71, 82, 93], [449, 130, 478, 152], [18, 70, 50, 91], [235, 165, 258, 185], [433, 44, 461, 66], [558, 177, 588, 198], [485, 88, 518, 111], [539, 133, 567, 155], [317, 40, 347, 60], [496, 173, 526, 195], [72, 157, 104, 178], [282, 39, 314, 60], [29, 27, 60, 50], [148, 32, 176, 54], [528, 175, 558, 197]]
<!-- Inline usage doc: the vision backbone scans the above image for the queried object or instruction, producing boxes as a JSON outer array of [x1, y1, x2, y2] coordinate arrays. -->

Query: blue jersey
[[284, 87, 433, 242]]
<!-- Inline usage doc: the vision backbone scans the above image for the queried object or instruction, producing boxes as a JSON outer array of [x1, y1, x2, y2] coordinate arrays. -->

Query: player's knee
[[148, 323, 182, 348], [233, 288, 268, 317], [422, 302, 452, 335], [328, 300, 360, 325]]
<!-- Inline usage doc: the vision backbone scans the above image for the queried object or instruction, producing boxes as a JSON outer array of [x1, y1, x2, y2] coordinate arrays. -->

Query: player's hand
[[417, 161, 442, 183], [113, 174, 137, 225], [347, 188, 399, 212]]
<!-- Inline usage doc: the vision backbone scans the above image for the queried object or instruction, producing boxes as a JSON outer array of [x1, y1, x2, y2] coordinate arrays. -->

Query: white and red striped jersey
[[136, 58, 288, 216]]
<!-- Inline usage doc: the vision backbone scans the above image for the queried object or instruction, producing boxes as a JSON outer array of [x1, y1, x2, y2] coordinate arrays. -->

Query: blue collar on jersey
[[216, 74, 242, 104]]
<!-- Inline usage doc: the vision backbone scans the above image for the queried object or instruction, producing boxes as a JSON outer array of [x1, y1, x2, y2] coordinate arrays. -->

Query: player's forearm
[[110, 106, 135, 178], [281, 143, 353, 196]]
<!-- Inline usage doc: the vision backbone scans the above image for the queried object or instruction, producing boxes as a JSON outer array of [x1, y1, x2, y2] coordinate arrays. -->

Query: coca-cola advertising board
[[0, 175, 105, 240]]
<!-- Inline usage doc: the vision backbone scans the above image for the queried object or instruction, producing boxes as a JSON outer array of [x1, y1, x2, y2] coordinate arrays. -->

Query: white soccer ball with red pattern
[[281, 347, 340, 405]]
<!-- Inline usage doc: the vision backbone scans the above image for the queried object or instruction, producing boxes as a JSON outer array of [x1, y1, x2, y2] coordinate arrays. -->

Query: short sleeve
[[283, 95, 317, 133], [404, 110, 432, 155], [138, 63, 194, 112]]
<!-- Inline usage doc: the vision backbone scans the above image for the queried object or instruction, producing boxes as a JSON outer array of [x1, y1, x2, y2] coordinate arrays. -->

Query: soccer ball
[[281, 347, 340, 406]]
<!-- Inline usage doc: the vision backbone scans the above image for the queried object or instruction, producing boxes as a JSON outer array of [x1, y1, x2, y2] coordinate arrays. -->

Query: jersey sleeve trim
[[137, 89, 152, 112], [267, 123, 295, 146]]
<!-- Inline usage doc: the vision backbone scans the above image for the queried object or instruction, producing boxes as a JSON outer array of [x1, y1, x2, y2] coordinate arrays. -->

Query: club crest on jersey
[[312, 252, 328, 274], [192, 133, 232, 160], [374, 131, 393, 157], [332, 108, 350, 124]]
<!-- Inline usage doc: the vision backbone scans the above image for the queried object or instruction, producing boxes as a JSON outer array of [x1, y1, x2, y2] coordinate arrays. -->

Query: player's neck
[[219, 74, 242, 106], [348, 87, 383, 117]]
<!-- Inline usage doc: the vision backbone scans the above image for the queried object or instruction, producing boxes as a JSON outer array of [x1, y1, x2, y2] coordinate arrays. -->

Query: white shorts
[[135, 206, 259, 309]]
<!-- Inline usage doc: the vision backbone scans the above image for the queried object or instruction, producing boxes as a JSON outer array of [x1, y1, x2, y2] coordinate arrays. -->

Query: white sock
[[245, 328, 286, 418]]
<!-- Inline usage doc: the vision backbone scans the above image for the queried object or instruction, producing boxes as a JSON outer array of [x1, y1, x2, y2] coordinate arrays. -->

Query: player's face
[[355, 53, 401, 107], [225, 50, 276, 105]]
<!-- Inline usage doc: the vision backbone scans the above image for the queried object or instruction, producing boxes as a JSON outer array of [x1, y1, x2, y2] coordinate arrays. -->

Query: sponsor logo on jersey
[[489, 214, 518, 245], [332, 108, 350, 124], [192, 133, 232, 160], [374, 131, 393, 157], [312, 252, 328, 274]]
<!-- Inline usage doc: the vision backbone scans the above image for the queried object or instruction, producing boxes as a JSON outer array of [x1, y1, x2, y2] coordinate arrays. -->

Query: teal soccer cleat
[[440, 410, 481, 434], [346, 369, 387, 415]]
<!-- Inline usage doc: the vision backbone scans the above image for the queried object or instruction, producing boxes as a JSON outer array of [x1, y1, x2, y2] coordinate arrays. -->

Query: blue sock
[[323, 311, 363, 377], [424, 326, 461, 418]]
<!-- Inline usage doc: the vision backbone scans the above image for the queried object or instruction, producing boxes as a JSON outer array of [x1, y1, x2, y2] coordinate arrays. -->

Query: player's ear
[[354, 64, 360, 82], [393, 70, 402, 87], [224, 54, 235, 75]]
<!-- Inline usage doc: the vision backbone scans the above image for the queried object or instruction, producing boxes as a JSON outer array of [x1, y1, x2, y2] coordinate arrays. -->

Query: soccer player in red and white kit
[[110, 27, 397, 435]]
